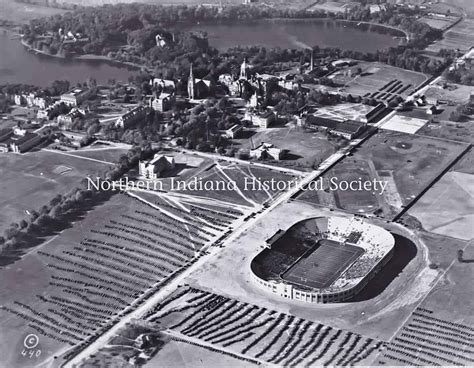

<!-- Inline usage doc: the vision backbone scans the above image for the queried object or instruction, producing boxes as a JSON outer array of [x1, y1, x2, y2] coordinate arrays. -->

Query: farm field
[[331, 62, 428, 102], [150, 287, 383, 366], [233, 126, 339, 171], [0, 190, 235, 368], [376, 240, 474, 365], [426, 18, 474, 53], [299, 131, 469, 219], [0, 150, 114, 234]]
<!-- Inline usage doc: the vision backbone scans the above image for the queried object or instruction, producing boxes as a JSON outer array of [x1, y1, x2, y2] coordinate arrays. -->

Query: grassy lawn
[[331, 62, 428, 100], [0, 150, 114, 234], [233, 126, 340, 171]]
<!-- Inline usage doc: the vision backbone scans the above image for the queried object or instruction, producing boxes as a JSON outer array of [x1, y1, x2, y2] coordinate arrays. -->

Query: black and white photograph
[[0, 0, 473, 367]]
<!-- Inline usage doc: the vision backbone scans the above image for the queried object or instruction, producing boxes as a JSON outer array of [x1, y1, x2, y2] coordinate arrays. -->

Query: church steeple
[[188, 63, 195, 100], [240, 58, 248, 80]]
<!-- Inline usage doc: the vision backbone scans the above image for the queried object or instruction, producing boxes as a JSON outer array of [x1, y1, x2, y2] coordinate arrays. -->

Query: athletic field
[[282, 239, 364, 289]]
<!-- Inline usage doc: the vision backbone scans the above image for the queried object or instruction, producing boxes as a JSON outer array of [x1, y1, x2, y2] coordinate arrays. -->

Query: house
[[250, 143, 285, 161], [139, 154, 175, 179], [60, 88, 92, 106], [10, 132, 42, 153], [149, 93, 175, 112], [245, 110, 276, 129], [115, 105, 148, 128], [225, 124, 243, 139]]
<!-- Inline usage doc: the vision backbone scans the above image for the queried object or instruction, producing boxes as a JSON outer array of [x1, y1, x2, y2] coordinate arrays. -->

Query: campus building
[[60, 88, 92, 106], [139, 154, 176, 179], [115, 105, 149, 128]]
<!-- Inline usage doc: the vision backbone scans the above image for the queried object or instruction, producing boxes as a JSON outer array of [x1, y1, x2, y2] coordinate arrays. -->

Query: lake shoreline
[[18, 16, 407, 67], [19, 37, 146, 73]]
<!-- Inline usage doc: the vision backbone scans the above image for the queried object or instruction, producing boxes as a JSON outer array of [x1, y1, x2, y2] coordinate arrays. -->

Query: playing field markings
[[282, 241, 364, 288]]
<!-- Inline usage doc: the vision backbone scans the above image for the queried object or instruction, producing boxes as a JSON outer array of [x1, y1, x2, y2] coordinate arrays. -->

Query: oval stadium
[[250, 217, 395, 303]]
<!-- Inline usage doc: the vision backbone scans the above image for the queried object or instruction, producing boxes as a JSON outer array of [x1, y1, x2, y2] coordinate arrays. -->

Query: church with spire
[[187, 64, 212, 100]]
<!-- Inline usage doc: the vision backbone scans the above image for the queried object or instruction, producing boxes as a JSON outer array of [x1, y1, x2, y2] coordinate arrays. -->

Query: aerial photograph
[[0, 0, 472, 367]]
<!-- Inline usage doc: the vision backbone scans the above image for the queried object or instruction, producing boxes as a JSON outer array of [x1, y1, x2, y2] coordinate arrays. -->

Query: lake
[[0, 18, 401, 87], [189, 18, 402, 52], [0, 31, 134, 87]]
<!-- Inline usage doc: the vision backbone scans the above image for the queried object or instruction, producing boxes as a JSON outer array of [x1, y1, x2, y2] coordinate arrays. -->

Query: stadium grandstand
[[250, 216, 394, 303]]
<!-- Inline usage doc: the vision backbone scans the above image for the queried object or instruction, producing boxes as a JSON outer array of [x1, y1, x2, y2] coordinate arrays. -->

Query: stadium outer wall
[[250, 217, 395, 304]]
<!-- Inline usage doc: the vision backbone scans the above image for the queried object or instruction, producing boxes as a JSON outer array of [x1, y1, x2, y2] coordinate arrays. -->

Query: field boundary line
[[42, 148, 116, 166]]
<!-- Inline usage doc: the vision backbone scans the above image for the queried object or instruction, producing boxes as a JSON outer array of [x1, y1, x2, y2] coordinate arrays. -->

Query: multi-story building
[[149, 93, 175, 112], [244, 110, 276, 129], [60, 88, 92, 106], [139, 154, 175, 179], [115, 105, 149, 129]]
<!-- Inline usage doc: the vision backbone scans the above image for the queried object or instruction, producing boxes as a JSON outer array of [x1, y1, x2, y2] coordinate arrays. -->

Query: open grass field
[[424, 81, 474, 105], [0, 190, 236, 368], [419, 15, 461, 31], [298, 158, 382, 213], [63, 147, 129, 164], [426, 18, 474, 53], [299, 131, 468, 219], [145, 338, 256, 368], [0, 0, 65, 24], [233, 126, 339, 171], [380, 114, 428, 134], [452, 146, 474, 174], [172, 160, 300, 207], [409, 171, 474, 241], [331, 62, 428, 101], [306, 0, 358, 13], [408, 147, 474, 241], [310, 103, 373, 122], [0, 150, 114, 234], [416, 118, 474, 143]]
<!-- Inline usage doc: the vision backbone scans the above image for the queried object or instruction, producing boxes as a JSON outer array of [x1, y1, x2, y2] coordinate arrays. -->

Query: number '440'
[[21, 349, 41, 359]]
